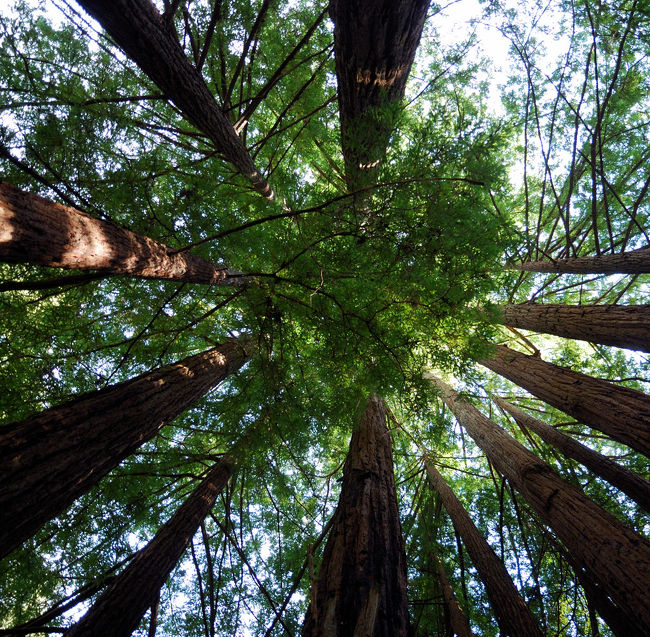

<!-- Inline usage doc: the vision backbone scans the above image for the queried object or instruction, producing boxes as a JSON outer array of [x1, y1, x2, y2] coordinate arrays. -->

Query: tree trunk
[[432, 552, 476, 637], [495, 397, 650, 512], [499, 303, 650, 353], [512, 246, 650, 274], [330, 0, 430, 191], [424, 460, 542, 637], [65, 455, 235, 637], [301, 395, 409, 637], [428, 375, 650, 634], [0, 336, 252, 558], [76, 0, 272, 199], [480, 345, 650, 457], [0, 182, 247, 285]]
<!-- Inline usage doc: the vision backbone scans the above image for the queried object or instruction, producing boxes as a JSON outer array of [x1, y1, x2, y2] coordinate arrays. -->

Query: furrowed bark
[[0, 336, 252, 558], [301, 395, 408, 637], [425, 459, 542, 637], [495, 397, 650, 513], [432, 552, 476, 637], [76, 0, 273, 199], [499, 303, 650, 353], [0, 182, 248, 285], [480, 345, 650, 457], [512, 246, 650, 274], [428, 375, 650, 633], [65, 455, 235, 637]]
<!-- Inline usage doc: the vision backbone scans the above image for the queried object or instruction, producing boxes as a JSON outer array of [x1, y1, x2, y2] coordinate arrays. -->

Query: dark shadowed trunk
[[65, 455, 235, 637], [0, 182, 247, 284], [499, 303, 650, 353], [432, 552, 476, 637], [495, 397, 650, 512], [512, 246, 650, 274], [424, 459, 542, 637], [480, 345, 650, 457], [301, 395, 408, 637], [428, 375, 650, 633], [76, 0, 272, 199], [0, 336, 252, 558]]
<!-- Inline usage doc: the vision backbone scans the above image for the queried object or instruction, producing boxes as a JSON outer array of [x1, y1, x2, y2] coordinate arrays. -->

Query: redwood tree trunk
[[424, 460, 542, 637], [432, 552, 476, 637], [0, 182, 247, 284], [499, 303, 650, 353], [480, 345, 650, 457], [428, 375, 650, 633], [495, 397, 650, 512], [76, 0, 272, 199], [0, 336, 252, 558], [65, 456, 234, 637], [512, 246, 650, 274], [301, 395, 409, 637]]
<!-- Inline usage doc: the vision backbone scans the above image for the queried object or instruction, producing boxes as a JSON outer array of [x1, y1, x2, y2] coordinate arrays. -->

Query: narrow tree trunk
[[65, 455, 235, 637], [0, 336, 252, 558], [76, 0, 272, 199], [424, 460, 542, 637], [428, 375, 650, 633], [480, 345, 650, 457], [498, 303, 650, 353], [0, 182, 247, 284], [301, 395, 408, 637], [512, 246, 650, 274], [495, 397, 650, 512], [432, 552, 476, 637]]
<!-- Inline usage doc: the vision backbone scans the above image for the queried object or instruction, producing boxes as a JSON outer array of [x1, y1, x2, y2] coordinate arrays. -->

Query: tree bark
[[0, 336, 252, 558], [499, 303, 650, 353], [301, 395, 409, 637], [512, 246, 650, 274], [432, 552, 476, 637], [330, 0, 430, 191], [424, 460, 542, 637], [65, 455, 234, 637], [480, 345, 650, 457], [76, 0, 272, 199], [0, 182, 248, 285], [495, 397, 650, 512], [428, 375, 650, 634]]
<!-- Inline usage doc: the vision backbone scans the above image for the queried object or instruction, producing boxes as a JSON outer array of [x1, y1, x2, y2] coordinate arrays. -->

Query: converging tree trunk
[[0, 182, 248, 284], [432, 552, 476, 637], [512, 246, 650, 274], [424, 459, 542, 637], [428, 375, 650, 633], [0, 336, 252, 558], [480, 345, 650, 457], [76, 0, 272, 199], [498, 303, 650, 353], [301, 395, 408, 637], [495, 397, 650, 512], [65, 455, 235, 637]]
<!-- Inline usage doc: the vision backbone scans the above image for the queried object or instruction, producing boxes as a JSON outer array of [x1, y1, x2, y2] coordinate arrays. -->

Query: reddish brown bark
[[76, 0, 272, 199], [65, 456, 234, 637], [480, 345, 650, 457], [432, 552, 476, 637], [429, 375, 650, 633], [425, 460, 542, 637], [512, 246, 650, 274], [499, 303, 650, 353], [301, 395, 408, 637], [0, 336, 252, 558], [495, 398, 650, 512], [0, 182, 247, 284]]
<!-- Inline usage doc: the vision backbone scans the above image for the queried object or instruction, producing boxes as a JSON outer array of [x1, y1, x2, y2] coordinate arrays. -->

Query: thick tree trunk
[[495, 398, 650, 512], [480, 345, 650, 457], [0, 336, 252, 558], [512, 246, 650, 274], [432, 552, 476, 637], [428, 375, 650, 633], [330, 0, 430, 191], [0, 182, 247, 284], [76, 0, 272, 199], [499, 303, 650, 353], [65, 455, 234, 637], [424, 460, 542, 637], [301, 395, 408, 637]]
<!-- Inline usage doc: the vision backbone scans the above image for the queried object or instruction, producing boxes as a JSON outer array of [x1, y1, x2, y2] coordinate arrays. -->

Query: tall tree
[[431, 551, 476, 637], [512, 246, 650, 274], [301, 395, 409, 637]]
